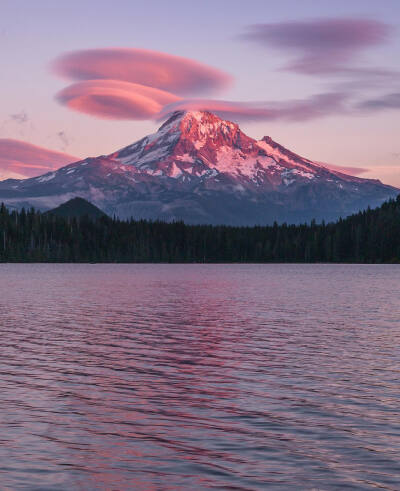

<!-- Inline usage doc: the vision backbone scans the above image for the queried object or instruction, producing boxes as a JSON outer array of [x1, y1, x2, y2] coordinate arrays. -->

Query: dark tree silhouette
[[1, 196, 400, 263]]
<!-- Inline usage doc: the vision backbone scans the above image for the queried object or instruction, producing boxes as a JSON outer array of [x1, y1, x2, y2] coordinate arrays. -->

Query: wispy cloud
[[357, 92, 400, 111], [316, 162, 370, 176], [9, 111, 29, 124], [56, 130, 70, 150]]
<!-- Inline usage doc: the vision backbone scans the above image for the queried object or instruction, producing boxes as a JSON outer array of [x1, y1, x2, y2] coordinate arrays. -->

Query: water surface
[[1, 264, 400, 490]]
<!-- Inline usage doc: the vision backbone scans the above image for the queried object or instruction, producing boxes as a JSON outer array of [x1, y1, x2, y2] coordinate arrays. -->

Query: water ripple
[[1, 264, 400, 490]]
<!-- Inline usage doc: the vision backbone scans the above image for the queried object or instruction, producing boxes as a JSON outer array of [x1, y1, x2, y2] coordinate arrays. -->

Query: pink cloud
[[56, 80, 181, 120], [157, 93, 347, 122], [317, 162, 370, 176], [241, 18, 391, 75], [0, 139, 79, 179], [52, 48, 232, 95]]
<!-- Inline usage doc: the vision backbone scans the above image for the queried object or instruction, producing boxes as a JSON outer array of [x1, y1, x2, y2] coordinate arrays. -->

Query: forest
[[1, 196, 400, 263]]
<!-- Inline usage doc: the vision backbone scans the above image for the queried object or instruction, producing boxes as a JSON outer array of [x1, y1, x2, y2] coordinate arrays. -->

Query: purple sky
[[1, 0, 400, 184]]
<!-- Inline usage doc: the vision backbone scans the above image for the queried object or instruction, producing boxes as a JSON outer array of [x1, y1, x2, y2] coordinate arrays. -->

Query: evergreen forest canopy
[[1, 196, 400, 263]]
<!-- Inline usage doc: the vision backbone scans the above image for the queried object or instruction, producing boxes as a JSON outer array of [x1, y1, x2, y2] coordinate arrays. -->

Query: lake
[[1, 264, 399, 490]]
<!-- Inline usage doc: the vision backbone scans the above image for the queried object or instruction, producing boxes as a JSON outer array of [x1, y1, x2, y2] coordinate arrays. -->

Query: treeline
[[1, 197, 400, 263]]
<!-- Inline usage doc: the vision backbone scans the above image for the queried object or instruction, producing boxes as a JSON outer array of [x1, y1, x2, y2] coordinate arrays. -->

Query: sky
[[1, 0, 400, 185]]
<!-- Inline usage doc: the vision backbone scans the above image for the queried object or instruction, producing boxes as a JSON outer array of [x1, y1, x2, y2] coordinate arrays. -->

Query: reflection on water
[[1, 264, 400, 490]]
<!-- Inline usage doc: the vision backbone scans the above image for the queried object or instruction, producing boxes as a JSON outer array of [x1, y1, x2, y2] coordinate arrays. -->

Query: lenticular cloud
[[157, 93, 347, 122], [52, 48, 232, 95], [0, 139, 79, 179], [52, 44, 351, 123], [241, 18, 390, 75], [56, 80, 181, 120]]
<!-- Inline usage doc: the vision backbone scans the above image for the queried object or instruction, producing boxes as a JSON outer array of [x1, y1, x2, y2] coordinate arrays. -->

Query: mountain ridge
[[0, 110, 397, 225]]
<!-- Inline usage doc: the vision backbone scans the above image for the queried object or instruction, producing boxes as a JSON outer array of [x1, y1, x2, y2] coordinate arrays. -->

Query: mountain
[[46, 197, 107, 218], [0, 111, 397, 225]]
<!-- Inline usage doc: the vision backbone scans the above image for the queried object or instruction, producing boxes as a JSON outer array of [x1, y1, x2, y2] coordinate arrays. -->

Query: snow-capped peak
[[0, 110, 397, 226], [102, 110, 374, 187], [111, 110, 314, 183]]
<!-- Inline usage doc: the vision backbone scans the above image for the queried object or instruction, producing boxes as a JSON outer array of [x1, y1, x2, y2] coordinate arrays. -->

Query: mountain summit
[[0, 111, 397, 224]]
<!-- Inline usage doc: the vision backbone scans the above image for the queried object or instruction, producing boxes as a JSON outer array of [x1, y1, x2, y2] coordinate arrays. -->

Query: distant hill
[[46, 197, 107, 218]]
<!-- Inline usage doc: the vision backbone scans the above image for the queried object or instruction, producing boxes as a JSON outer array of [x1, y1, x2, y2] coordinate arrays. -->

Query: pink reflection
[[56, 286, 242, 490]]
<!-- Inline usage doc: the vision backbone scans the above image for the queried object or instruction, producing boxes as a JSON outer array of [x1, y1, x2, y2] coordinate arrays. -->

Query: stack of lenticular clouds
[[52, 48, 232, 120]]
